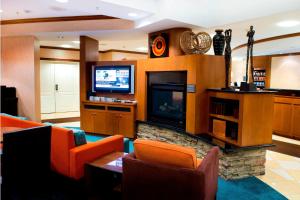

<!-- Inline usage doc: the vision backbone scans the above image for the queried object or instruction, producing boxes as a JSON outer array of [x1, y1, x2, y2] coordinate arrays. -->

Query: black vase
[[213, 29, 225, 55]]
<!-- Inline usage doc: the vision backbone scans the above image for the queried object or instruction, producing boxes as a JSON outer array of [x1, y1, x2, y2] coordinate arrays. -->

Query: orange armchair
[[0, 115, 124, 179]]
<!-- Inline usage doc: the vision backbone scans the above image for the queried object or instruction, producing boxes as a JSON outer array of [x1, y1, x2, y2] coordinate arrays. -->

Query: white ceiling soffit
[[2, 0, 300, 54], [0, 0, 153, 20], [200, 10, 300, 48], [105, 0, 300, 28], [1, 19, 135, 37], [233, 36, 300, 57]]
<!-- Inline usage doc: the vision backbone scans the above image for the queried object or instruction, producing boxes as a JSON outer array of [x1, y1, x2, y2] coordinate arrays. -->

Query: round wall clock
[[152, 35, 167, 57]]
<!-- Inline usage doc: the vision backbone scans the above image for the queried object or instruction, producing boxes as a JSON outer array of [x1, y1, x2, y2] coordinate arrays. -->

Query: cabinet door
[[292, 104, 300, 139], [106, 112, 118, 135], [273, 102, 292, 137], [93, 111, 108, 135], [118, 113, 135, 138], [81, 110, 94, 133]]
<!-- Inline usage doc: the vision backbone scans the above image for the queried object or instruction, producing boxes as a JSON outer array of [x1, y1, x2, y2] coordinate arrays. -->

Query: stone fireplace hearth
[[137, 122, 267, 180]]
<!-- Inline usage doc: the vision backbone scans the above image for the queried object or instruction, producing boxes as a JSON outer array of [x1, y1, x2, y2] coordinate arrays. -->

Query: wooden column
[[80, 36, 99, 101], [80, 36, 99, 128]]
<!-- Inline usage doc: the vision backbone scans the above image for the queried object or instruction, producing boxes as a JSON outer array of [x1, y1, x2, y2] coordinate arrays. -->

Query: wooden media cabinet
[[81, 101, 136, 138]]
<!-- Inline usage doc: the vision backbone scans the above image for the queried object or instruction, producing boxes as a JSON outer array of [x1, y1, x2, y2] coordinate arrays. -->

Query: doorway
[[40, 60, 80, 119]]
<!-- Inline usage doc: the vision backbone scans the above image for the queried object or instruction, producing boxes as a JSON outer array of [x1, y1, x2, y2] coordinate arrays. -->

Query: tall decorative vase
[[213, 29, 225, 55]]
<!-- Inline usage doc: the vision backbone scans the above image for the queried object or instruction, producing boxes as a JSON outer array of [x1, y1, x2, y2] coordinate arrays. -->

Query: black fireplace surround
[[148, 83, 186, 130]]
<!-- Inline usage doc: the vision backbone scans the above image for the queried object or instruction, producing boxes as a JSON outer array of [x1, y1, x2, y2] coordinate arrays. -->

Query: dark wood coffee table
[[85, 152, 127, 200]]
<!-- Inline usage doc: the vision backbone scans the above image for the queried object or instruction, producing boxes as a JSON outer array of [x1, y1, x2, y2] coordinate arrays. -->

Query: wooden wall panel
[[40, 47, 79, 61]]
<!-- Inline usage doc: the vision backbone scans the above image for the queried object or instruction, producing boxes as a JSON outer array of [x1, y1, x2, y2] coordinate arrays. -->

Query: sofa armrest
[[69, 135, 124, 180], [197, 146, 219, 200]]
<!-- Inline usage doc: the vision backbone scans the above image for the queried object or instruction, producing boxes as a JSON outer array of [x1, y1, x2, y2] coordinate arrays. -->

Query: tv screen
[[93, 65, 134, 93]]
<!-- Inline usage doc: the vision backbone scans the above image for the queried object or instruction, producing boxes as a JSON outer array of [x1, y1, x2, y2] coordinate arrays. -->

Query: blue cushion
[[69, 128, 87, 146], [43, 123, 87, 146], [1, 113, 28, 120], [124, 138, 130, 153]]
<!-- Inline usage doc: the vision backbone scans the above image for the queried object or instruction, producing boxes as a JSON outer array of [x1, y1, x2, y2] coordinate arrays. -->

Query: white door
[[40, 61, 79, 113], [54, 63, 79, 112], [40, 61, 55, 113]]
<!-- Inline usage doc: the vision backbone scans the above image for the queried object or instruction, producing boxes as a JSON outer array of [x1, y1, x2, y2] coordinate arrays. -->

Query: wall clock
[[149, 33, 169, 58]]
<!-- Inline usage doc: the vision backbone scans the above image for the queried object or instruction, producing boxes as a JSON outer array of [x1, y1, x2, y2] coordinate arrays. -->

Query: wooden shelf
[[82, 100, 137, 106], [209, 132, 238, 146], [209, 113, 239, 123], [208, 91, 273, 147]]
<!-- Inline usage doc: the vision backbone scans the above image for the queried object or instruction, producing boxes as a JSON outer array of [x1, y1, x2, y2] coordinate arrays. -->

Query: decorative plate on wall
[[149, 33, 169, 58]]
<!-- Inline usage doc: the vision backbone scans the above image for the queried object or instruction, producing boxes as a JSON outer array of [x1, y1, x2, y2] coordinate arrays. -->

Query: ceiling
[[1, 0, 300, 54]]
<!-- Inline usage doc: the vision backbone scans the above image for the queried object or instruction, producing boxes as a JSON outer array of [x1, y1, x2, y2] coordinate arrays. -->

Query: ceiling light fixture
[[56, 0, 69, 3], [72, 41, 80, 44], [128, 12, 138, 17], [277, 20, 300, 27], [0, 10, 3, 13]]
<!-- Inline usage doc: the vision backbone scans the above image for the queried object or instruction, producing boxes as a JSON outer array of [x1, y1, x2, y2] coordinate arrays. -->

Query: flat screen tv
[[93, 65, 134, 94]]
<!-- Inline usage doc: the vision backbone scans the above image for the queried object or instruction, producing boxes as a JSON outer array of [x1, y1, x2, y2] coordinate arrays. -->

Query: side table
[[85, 152, 127, 200]]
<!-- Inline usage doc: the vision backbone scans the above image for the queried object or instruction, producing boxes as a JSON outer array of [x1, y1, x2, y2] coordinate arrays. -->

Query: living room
[[1, 0, 300, 200]]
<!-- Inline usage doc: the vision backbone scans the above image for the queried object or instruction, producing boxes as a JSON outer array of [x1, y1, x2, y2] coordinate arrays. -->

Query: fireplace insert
[[148, 83, 186, 130]]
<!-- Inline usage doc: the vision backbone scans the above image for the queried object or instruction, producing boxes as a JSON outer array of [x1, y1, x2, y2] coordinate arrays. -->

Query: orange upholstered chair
[[122, 139, 219, 200], [0, 114, 124, 179]]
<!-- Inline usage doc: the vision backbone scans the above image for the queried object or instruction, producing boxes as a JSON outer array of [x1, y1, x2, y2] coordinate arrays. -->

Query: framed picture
[[149, 32, 169, 58]]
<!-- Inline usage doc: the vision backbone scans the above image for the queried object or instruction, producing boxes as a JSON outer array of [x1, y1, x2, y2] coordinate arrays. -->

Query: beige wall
[[1, 36, 41, 121], [231, 55, 300, 89], [270, 55, 300, 90], [231, 58, 247, 85]]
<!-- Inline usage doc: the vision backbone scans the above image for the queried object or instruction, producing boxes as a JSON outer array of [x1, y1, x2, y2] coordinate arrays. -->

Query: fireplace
[[148, 83, 186, 130]]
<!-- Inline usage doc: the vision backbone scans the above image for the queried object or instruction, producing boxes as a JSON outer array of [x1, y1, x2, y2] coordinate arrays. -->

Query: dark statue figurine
[[241, 25, 257, 91], [224, 29, 232, 89], [245, 25, 255, 83]]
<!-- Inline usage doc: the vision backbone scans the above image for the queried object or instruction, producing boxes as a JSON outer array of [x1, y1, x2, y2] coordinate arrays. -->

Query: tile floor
[[53, 121, 300, 199], [258, 150, 300, 199], [273, 134, 300, 146], [41, 111, 80, 120], [55, 121, 80, 127]]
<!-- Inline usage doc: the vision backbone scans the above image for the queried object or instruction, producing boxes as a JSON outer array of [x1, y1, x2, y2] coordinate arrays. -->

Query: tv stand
[[81, 101, 136, 138]]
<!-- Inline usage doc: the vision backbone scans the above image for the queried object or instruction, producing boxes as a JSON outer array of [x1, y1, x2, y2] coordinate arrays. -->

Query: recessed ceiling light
[[136, 47, 148, 52], [56, 0, 69, 3], [0, 10, 3, 13], [128, 12, 138, 17], [61, 44, 72, 48], [72, 41, 80, 44], [277, 20, 300, 27]]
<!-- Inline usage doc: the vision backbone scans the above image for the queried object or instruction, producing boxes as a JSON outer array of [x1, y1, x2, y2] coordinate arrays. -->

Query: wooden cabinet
[[81, 101, 136, 138], [273, 96, 300, 140], [93, 111, 108, 135], [273, 102, 292, 137], [118, 113, 135, 138], [208, 90, 274, 147], [293, 105, 300, 139], [81, 109, 95, 133]]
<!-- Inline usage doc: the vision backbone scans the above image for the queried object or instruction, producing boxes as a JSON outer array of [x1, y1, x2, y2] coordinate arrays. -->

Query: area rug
[[85, 134, 287, 200]]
